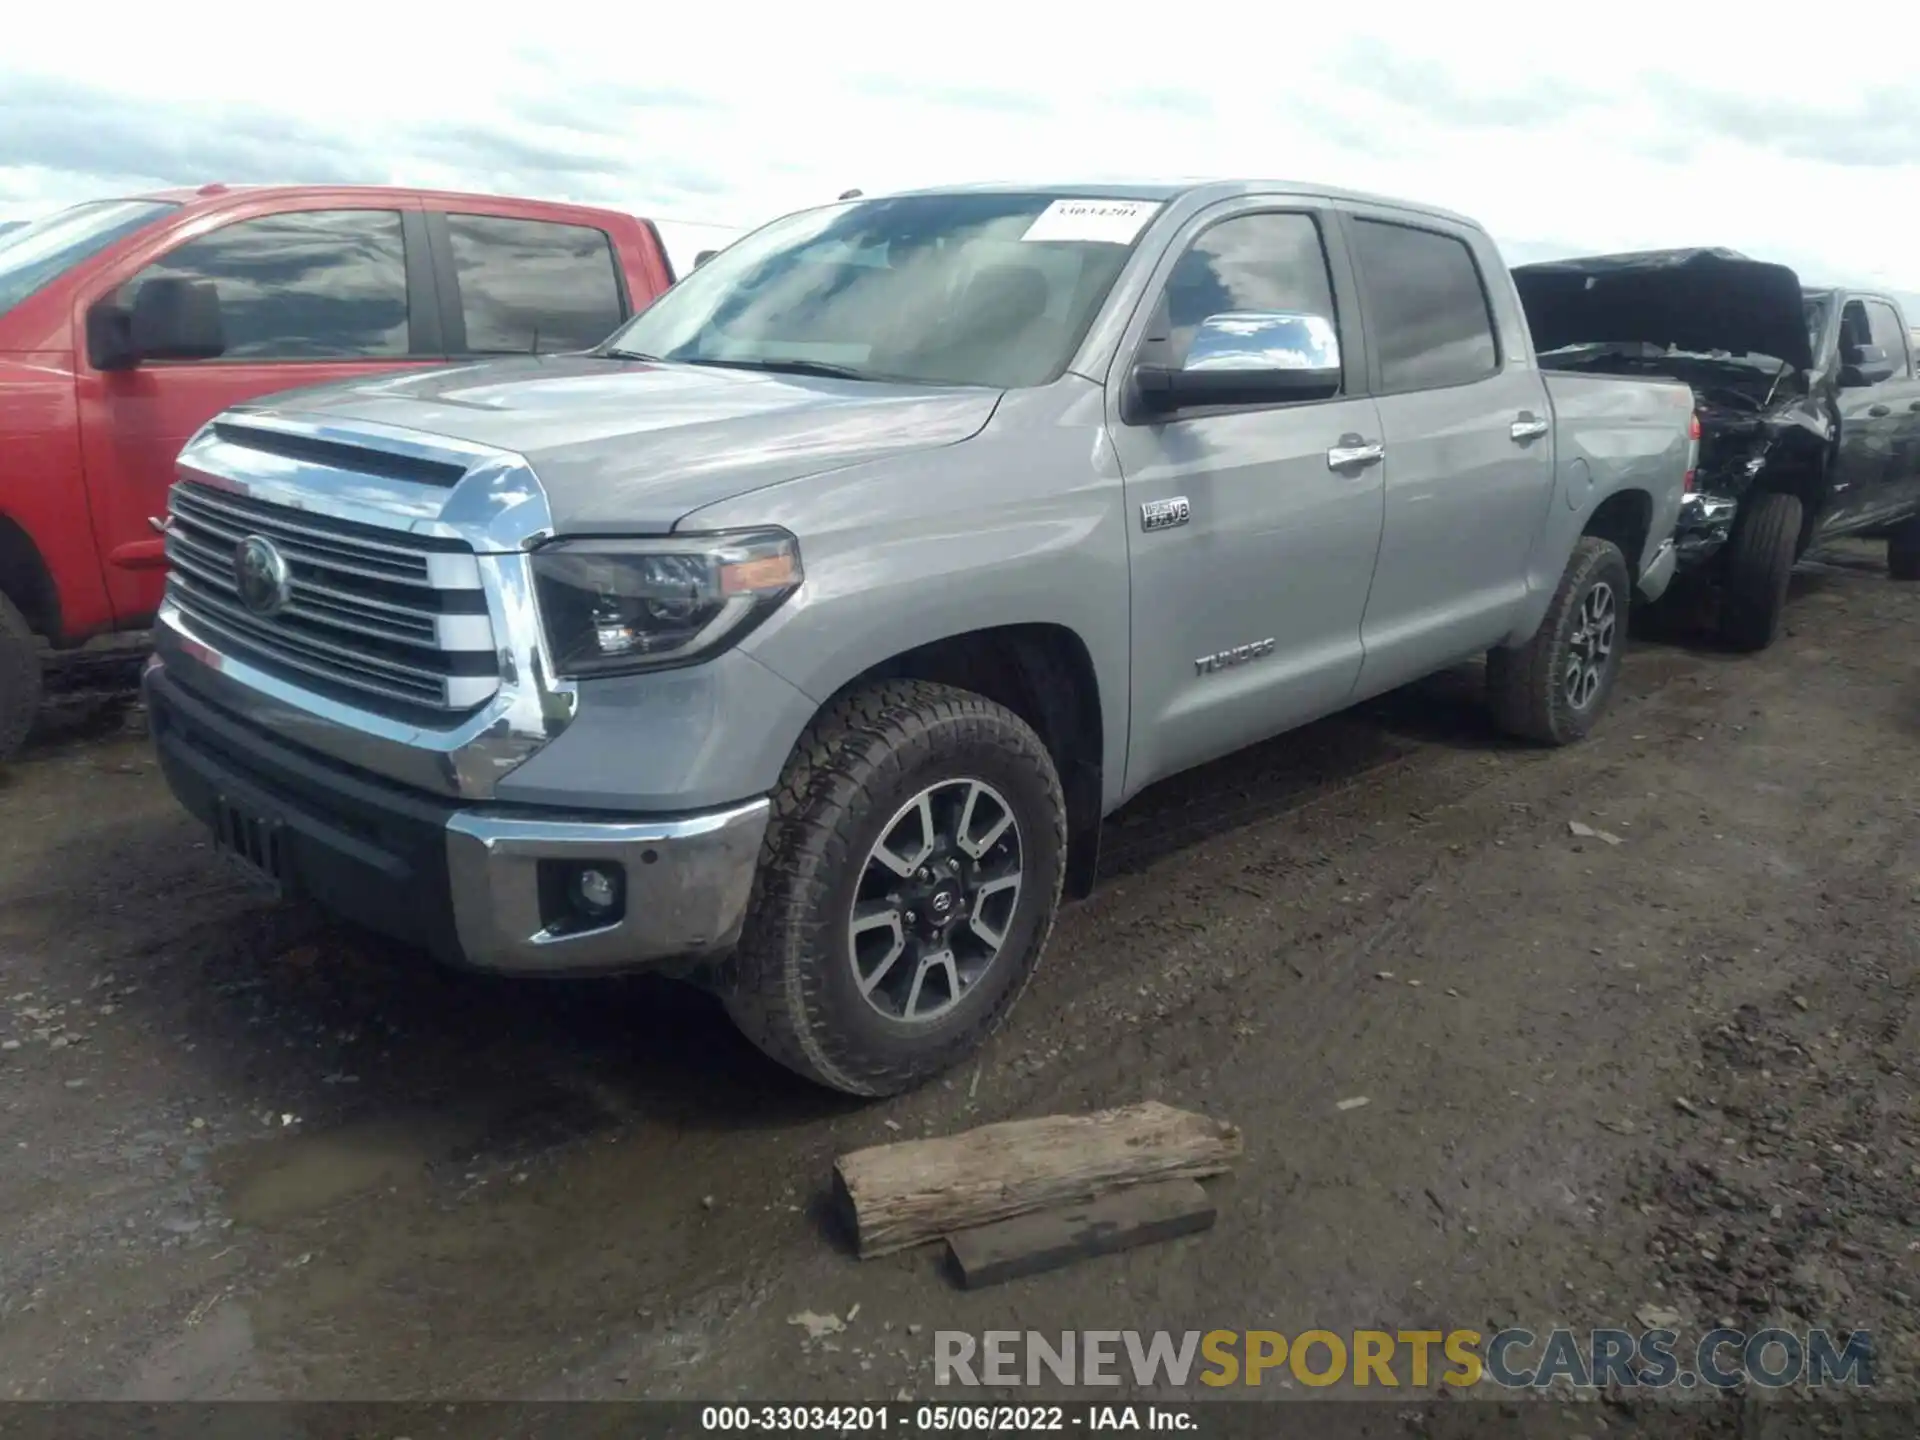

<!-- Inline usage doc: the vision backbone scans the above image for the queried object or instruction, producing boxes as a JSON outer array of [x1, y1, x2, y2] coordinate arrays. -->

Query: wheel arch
[[1747, 410, 1835, 558], [822, 622, 1106, 899], [1757, 447, 1833, 559], [1581, 488, 1653, 582], [0, 514, 60, 640]]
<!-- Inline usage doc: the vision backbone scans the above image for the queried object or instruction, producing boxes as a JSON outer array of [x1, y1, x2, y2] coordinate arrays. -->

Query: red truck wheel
[[0, 591, 41, 763]]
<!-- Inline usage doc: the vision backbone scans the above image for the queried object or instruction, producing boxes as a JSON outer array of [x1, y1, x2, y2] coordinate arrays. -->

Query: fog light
[[574, 866, 620, 915], [537, 859, 628, 935]]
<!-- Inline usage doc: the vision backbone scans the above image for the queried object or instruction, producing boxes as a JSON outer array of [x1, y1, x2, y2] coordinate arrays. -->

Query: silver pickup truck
[[143, 182, 1692, 1095]]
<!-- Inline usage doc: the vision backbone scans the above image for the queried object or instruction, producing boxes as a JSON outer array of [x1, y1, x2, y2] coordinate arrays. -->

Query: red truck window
[[124, 209, 410, 360], [0, 199, 181, 320], [444, 213, 624, 354]]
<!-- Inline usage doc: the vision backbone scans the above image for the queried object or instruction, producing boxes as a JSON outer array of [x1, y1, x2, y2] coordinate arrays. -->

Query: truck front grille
[[164, 481, 501, 715]]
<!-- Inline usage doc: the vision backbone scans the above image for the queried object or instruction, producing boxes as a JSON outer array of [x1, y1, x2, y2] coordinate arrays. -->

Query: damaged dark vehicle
[[1512, 249, 1920, 650]]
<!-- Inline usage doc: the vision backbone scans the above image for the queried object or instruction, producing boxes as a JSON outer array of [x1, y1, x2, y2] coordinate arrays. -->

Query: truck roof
[[877, 178, 1485, 231], [128, 182, 648, 226], [1802, 283, 1905, 311]]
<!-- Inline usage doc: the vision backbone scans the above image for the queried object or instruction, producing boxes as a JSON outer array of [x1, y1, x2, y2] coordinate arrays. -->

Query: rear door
[[73, 201, 438, 626], [1106, 199, 1386, 795], [1338, 208, 1556, 700], [422, 211, 630, 358]]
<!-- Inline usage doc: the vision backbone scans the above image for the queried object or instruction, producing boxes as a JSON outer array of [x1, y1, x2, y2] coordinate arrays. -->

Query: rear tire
[[721, 679, 1067, 1097], [1487, 536, 1629, 747], [0, 592, 41, 764], [1887, 513, 1920, 581], [1716, 490, 1801, 652]]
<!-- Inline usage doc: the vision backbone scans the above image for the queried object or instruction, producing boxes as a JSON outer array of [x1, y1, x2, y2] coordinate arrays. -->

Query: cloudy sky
[[6, 3, 1920, 304]]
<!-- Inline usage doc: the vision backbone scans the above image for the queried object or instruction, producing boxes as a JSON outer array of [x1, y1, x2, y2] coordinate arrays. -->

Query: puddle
[[214, 1078, 625, 1227]]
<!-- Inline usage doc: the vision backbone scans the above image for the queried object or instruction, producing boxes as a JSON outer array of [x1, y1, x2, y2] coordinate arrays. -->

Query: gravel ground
[[0, 543, 1915, 1421]]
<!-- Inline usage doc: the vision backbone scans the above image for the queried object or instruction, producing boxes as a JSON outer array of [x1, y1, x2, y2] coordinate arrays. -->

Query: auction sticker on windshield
[[1022, 199, 1158, 245]]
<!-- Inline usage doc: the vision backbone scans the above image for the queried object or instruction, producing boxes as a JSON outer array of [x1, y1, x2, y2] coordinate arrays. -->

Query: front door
[[1339, 210, 1557, 699], [1106, 202, 1386, 795], [73, 204, 434, 626]]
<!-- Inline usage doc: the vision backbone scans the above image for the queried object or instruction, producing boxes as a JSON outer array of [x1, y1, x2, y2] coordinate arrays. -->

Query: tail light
[[1688, 413, 1702, 441], [1684, 410, 1700, 492]]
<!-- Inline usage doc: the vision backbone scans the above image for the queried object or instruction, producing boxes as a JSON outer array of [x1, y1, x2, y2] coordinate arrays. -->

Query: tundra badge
[[1195, 637, 1276, 675], [1141, 496, 1191, 532]]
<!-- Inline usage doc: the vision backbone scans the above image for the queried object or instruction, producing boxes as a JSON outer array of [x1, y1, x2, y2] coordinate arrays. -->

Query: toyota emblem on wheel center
[[233, 535, 293, 617]]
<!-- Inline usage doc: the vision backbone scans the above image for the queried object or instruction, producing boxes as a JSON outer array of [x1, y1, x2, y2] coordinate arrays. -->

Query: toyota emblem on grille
[[233, 535, 292, 616]]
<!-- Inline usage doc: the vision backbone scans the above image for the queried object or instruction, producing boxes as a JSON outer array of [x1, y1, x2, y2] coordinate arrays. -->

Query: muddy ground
[[1, 544, 1915, 1418]]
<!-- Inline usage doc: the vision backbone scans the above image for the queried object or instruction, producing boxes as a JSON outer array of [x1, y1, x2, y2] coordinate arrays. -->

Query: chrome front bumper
[[145, 653, 771, 977], [444, 801, 770, 974]]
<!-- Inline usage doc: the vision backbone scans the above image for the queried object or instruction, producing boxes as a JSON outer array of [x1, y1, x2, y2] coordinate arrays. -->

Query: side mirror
[[1839, 342, 1894, 388], [1135, 311, 1342, 413], [693, 249, 718, 269], [84, 297, 136, 371]]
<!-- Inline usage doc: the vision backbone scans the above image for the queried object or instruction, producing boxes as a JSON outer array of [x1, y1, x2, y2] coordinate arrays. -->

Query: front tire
[[1716, 490, 1802, 651], [721, 680, 1067, 1097], [0, 592, 42, 764], [1487, 536, 1629, 747], [1887, 513, 1920, 581]]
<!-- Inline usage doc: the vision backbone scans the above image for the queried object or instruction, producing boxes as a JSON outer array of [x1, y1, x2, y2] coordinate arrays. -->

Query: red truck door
[[72, 199, 438, 628]]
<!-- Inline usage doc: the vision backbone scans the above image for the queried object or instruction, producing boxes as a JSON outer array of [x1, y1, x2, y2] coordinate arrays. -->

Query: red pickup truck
[[0, 183, 679, 759]]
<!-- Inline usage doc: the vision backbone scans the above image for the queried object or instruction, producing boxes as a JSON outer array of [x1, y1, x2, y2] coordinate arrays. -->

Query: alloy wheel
[[1564, 580, 1616, 710], [846, 778, 1024, 1024]]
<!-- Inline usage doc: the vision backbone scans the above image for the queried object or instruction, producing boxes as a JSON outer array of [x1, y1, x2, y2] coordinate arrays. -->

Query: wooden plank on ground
[[946, 1178, 1216, 1289], [834, 1101, 1241, 1258]]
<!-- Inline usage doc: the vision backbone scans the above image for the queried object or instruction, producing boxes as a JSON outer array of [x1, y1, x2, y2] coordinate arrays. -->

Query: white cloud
[[5, 1, 1920, 301]]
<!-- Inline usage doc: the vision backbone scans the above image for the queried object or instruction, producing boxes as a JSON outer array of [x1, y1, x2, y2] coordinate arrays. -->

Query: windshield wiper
[[682, 356, 875, 382], [601, 347, 668, 362]]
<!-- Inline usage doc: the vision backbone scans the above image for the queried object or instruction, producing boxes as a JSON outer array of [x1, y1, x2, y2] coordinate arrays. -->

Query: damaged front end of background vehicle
[[1512, 248, 1831, 568]]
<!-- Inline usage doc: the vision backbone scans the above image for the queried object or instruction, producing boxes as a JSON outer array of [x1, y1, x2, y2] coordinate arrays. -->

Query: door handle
[[1869, 403, 1891, 417], [1326, 437, 1384, 470], [1510, 413, 1550, 442]]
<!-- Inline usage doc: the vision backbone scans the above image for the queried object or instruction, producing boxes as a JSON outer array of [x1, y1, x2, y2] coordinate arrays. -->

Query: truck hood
[[1511, 248, 1812, 373], [231, 354, 1002, 533]]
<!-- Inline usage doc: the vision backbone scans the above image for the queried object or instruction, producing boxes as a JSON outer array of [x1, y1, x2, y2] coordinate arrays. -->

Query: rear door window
[[127, 209, 410, 359], [444, 214, 625, 354], [1349, 219, 1500, 391]]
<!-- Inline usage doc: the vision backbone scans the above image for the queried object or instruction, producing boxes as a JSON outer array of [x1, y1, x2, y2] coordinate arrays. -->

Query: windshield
[[602, 192, 1161, 389], [0, 199, 180, 322]]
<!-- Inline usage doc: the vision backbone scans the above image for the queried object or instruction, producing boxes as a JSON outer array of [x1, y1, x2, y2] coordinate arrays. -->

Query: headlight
[[530, 530, 803, 678]]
